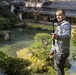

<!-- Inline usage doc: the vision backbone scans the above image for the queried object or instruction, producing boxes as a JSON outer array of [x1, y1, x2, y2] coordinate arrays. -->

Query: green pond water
[[0, 28, 51, 57]]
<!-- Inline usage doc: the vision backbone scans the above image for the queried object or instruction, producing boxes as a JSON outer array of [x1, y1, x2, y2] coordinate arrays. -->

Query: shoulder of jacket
[[61, 21, 70, 26]]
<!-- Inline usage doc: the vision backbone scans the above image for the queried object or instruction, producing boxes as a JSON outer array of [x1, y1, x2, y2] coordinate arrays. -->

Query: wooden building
[[5, 0, 25, 20], [39, 1, 76, 23], [5, 0, 76, 23], [22, 1, 76, 24]]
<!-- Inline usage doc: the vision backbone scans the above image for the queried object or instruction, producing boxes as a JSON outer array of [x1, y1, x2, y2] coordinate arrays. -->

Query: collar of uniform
[[58, 19, 66, 26]]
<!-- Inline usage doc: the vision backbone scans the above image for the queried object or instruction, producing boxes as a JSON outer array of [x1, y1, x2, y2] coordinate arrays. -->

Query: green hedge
[[0, 16, 11, 29], [0, 51, 31, 75], [28, 33, 52, 59], [0, 7, 19, 29]]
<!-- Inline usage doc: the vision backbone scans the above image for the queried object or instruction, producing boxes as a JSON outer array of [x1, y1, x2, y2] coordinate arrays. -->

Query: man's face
[[56, 10, 65, 22]]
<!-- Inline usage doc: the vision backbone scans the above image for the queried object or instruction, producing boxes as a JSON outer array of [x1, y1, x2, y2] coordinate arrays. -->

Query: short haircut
[[56, 9, 65, 15]]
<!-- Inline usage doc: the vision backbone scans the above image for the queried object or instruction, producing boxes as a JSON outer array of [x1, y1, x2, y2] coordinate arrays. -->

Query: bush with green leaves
[[72, 29, 76, 47], [71, 29, 76, 59], [0, 51, 31, 75], [0, 7, 19, 27], [28, 33, 52, 59], [0, 16, 11, 29]]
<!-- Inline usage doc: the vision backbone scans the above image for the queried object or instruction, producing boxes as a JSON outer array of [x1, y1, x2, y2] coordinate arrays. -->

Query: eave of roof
[[43, 5, 76, 10], [42, 1, 76, 10], [40, 1, 76, 17], [35, 9, 76, 17], [5, 0, 17, 4]]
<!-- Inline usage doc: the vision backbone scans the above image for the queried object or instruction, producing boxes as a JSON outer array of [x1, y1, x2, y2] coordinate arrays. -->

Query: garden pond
[[0, 28, 76, 75]]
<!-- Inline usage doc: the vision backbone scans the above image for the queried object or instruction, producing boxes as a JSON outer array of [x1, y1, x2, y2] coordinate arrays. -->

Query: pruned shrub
[[0, 51, 31, 75], [28, 33, 52, 59]]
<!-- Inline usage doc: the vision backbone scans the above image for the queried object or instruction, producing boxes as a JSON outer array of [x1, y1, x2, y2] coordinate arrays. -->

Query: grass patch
[[26, 22, 53, 30], [17, 21, 56, 31]]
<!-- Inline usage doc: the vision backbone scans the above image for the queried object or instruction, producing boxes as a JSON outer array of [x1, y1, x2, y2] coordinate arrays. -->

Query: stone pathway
[[72, 24, 76, 29]]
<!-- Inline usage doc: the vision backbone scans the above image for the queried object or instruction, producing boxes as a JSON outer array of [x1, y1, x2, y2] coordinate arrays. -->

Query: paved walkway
[[71, 24, 76, 29]]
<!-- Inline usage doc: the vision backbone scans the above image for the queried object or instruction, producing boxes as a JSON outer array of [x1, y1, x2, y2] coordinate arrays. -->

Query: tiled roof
[[5, 0, 24, 4], [14, 7, 25, 12], [40, 1, 76, 17], [42, 1, 76, 10], [16, 1, 25, 6], [52, 1, 76, 6]]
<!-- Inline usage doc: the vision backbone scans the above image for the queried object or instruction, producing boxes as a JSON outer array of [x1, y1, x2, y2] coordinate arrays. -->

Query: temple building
[[5, 0, 76, 23], [5, 0, 25, 20]]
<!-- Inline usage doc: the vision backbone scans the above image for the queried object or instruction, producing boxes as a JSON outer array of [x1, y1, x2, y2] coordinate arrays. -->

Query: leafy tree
[[0, 6, 19, 29]]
